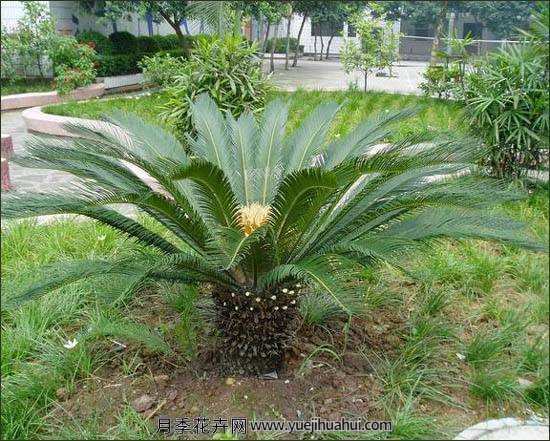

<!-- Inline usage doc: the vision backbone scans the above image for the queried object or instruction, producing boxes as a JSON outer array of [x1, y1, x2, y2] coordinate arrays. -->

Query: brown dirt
[[48, 309, 407, 439]]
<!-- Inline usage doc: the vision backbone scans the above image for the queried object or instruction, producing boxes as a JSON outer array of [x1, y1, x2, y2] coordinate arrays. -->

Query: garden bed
[[3, 86, 548, 439], [42, 90, 467, 143], [2, 185, 548, 439]]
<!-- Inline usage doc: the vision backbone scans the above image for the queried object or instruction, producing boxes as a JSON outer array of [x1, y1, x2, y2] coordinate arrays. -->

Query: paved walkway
[[268, 59, 426, 94], [2, 109, 75, 194]]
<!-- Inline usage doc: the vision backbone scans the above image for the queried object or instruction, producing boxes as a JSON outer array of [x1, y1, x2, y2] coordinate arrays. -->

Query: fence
[[399, 35, 525, 61]]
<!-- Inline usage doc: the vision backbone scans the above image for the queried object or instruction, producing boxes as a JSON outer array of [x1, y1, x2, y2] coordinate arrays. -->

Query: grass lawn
[[44, 89, 466, 144], [3, 91, 548, 440], [1, 78, 55, 96]]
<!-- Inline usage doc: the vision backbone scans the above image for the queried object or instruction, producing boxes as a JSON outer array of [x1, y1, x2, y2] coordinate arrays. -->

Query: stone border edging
[[21, 106, 96, 137], [1, 83, 105, 111]]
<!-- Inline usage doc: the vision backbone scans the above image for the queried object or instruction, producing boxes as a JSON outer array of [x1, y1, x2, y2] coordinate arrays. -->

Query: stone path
[[268, 58, 426, 94], [1, 109, 75, 194]]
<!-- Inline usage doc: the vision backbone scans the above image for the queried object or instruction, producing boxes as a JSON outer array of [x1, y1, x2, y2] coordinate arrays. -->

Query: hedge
[[76, 31, 211, 77], [96, 48, 187, 77], [265, 37, 304, 54]]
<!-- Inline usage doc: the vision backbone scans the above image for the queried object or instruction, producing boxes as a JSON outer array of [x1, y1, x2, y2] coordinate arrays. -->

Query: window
[[311, 20, 343, 37]]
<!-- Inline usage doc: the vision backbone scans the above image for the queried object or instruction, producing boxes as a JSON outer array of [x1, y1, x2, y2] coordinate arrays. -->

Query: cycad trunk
[[213, 288, 299, 375]]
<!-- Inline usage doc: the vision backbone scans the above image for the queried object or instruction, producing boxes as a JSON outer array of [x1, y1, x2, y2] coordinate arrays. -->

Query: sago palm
[[2, 94, 542, 374]]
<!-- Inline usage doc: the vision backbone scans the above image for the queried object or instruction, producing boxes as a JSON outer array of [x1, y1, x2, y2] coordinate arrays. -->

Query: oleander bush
[[160, 35, 271, 137], [139, 52, 186, 87], [2, 94, 543, 375], [48, 36, 97, 95]]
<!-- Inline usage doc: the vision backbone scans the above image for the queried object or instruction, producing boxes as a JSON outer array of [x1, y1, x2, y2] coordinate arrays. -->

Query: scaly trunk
[[213, 287, 299, 375], [292, 13, 307, 67]]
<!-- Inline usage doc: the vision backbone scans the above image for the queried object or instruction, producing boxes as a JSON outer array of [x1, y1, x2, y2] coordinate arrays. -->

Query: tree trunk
[[364, 71, 368, 92], [270, 27, 277, 73], [430, 1, 448, 65], [325, 34, 334, 59], [262, 21, 271, 56], [284, 15, 292, 70], [313, 35, 317, 61], [158, 10, 185, 45], [319, 36, 324, 61], [292, 14, 307, 67]]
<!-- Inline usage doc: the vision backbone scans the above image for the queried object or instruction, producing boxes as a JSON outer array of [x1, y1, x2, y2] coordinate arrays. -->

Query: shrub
[[48, 36, 97, 95], [136, 35, 159, 53], [108, 31, 137, 54], [463, 43, 549, 178], [96, 53, 141, 77], [76, 30, 112, 54], [3, 95, 542, 375], [264, 37, 303, 54], [419, 65, 462, 100], [1, 27, 20, 82], [154, 34, 182, 50], [139, 53, 186, 87], [160, 36, 271, 136], [1, 2, 57, 78], [54, 63, 96, 95]]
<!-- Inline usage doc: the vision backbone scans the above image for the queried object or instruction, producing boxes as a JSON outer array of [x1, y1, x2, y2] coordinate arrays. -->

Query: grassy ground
[[1, 185, 547, 440], [3, 91, 548, 440], [1, 78, 55, 96], [43, 89, 466, 144]]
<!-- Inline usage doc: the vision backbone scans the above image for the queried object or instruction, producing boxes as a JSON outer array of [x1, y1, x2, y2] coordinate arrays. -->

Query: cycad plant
[[2, 95, 542, 374]]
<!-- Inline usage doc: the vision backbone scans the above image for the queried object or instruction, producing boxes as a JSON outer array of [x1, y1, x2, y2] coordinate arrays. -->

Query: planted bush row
[[76, 31, 211, 77], [96, 48, 187, 77], [264, 37, 304, 54], [75, 30, 192, 55]]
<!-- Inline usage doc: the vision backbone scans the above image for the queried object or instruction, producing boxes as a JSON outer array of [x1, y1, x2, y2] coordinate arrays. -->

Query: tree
[[465, 1, 537, 39], [3, 96, 541, 375], [309, 1, 365, 60], [5, 2, 57, 78], [340, 12, 398, 90], [378, 1, 465, 65], [78, 1, 190, 42], [379, 1, 538, 64], [291, 1, 319, 67]]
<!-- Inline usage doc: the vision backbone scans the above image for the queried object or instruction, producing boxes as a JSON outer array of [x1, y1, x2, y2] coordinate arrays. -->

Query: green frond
[[256, 98, 289, 205], [172, 160, 239, 229], [258, 255, 366, 316], [324, 106, 420, 169], [283, 101, 340, 173], [226, 111, 258, 205]]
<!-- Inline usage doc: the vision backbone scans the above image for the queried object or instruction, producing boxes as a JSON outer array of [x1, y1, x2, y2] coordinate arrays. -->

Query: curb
[[21, 106, 97, 137], [1, 83, 105, 111]]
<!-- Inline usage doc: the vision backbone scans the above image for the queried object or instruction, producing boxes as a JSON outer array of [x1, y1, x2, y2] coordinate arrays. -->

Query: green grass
[[3, 91, 548, 440], [43, 89, 466, 144], [1, 78, 55, 95]]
